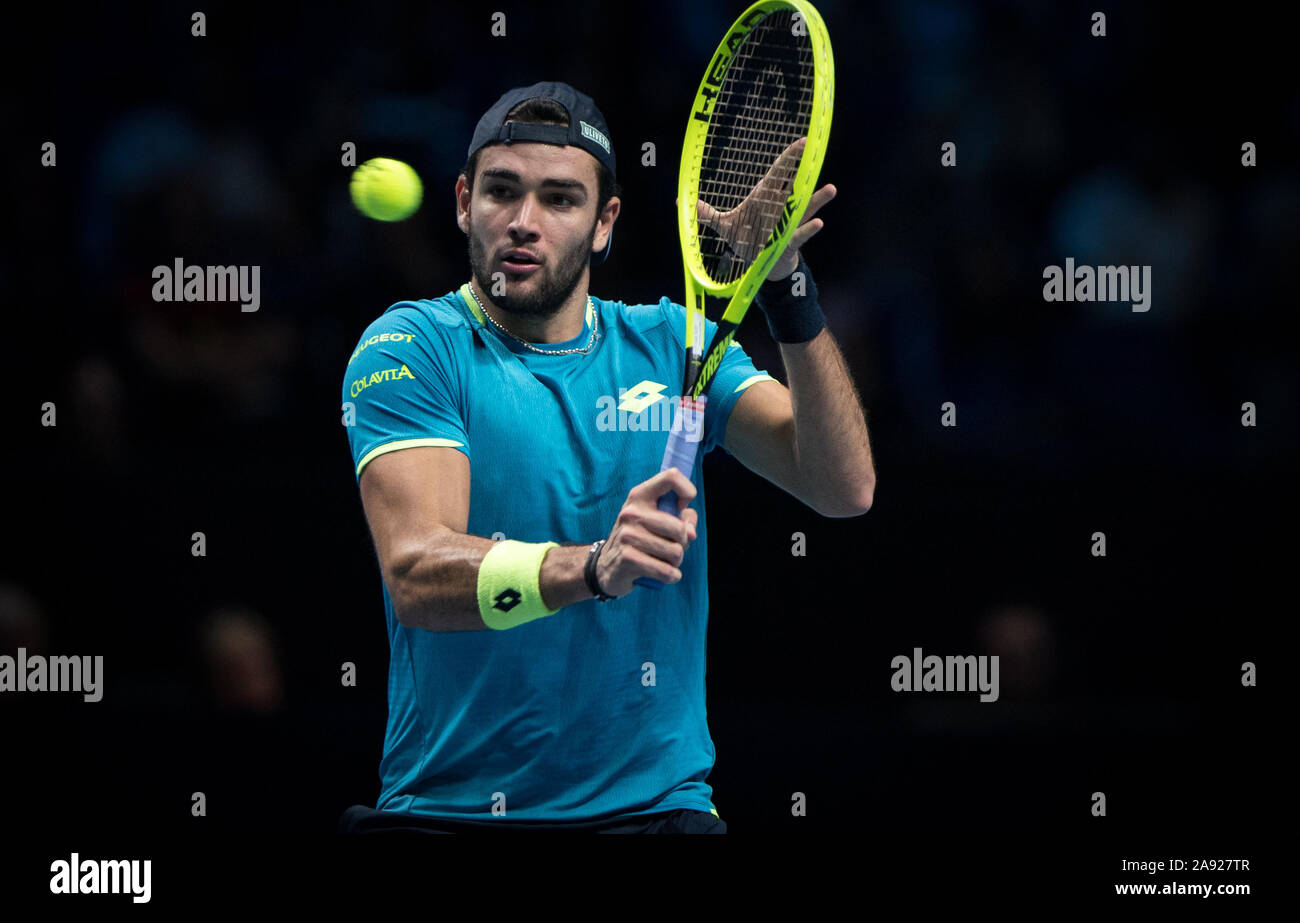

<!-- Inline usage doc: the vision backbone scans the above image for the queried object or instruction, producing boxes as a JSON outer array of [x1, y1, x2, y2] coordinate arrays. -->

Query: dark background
[[1, 0, 1291, 895]]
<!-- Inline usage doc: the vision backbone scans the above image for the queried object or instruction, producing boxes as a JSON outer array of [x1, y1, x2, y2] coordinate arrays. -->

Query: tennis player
[[340, 82, 874, 834]]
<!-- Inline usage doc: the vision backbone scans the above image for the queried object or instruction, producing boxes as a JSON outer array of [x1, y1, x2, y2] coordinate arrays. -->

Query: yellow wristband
[[476, 540, 561, 630]]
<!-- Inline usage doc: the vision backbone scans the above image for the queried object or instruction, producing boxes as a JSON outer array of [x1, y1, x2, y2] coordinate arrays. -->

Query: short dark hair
[[461, 97, 621, 217]]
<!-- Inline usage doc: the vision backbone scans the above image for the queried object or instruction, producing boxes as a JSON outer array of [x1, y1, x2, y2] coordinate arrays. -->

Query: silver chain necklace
[[468, 282, 599, 356]]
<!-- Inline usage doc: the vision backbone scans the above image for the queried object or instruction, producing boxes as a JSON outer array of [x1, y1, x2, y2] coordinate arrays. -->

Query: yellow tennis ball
[[350, 157, 423, 222]]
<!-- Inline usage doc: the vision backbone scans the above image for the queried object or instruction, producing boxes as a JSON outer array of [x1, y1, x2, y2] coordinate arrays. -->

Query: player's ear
[[455, 175, 471, 234], [594, 196, 620, 250], [592, 226, 612, 262]]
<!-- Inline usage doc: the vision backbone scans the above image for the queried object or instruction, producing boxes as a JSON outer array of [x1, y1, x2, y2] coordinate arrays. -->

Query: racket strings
[[698, 10, 815, 284]]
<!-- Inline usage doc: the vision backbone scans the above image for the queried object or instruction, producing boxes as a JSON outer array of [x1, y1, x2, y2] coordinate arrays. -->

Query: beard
[[468, 216, 596, 319]]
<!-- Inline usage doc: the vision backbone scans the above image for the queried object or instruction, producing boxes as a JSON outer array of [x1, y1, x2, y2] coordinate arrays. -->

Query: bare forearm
[[388, 535, 592, 632], [779, 327, 875, 515]]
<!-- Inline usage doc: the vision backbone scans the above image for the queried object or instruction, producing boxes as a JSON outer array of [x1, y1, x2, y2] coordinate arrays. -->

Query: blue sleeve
[[659, 299, 778, 456], [342, 304, 471, 481]]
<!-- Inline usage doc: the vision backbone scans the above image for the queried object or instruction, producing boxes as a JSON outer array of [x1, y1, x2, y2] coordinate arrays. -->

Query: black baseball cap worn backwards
[[468, 81, 617, 178], [468, 81, 617, 264]]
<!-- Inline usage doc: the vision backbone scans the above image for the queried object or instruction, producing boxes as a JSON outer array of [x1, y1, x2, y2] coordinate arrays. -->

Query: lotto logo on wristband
[[493, 588, 522, 612]]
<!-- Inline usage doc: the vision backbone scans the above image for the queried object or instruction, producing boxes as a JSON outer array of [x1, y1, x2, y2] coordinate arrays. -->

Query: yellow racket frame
[[676, 0, 835, 398]]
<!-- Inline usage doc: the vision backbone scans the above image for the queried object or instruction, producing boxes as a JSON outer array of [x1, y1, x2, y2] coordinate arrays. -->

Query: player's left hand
[[691, 136, 835, 282]]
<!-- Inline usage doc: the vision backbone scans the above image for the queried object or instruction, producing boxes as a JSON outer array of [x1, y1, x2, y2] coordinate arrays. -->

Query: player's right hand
[[598, 469, 699, 595]]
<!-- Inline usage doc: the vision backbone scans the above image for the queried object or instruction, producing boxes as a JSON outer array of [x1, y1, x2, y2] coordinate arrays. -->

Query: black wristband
[[585, 540, 616, 601], [754, 253, 826, 344]]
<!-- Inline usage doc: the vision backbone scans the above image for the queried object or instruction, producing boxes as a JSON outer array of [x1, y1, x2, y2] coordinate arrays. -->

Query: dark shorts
[[339, 804, 727, 834]]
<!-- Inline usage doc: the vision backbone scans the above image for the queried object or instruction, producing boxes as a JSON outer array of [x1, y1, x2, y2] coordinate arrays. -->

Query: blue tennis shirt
[[342, 283, 775, 822]]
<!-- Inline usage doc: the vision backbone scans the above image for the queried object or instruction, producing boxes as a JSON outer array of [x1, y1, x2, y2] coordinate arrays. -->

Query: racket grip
[[634, 399, 705, 591], [634, 487, 690, 590]]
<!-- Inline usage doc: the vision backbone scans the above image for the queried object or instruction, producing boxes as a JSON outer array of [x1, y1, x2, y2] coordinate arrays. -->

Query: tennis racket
[[636, 0, 835, 589]]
